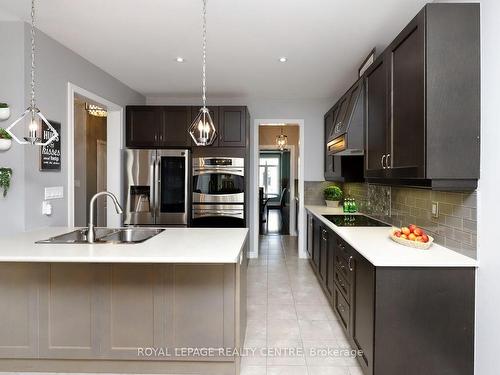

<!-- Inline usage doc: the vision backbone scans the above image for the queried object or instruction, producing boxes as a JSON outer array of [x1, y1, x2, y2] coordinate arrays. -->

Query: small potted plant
[[324, 185, 343, 207], [0, 128, 12, 151], [0, 168, 12, 197], [0, 103, 10, 121]]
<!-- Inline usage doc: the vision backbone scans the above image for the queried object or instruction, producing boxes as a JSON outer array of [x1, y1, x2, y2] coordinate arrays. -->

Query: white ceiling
[[0, 0, 428, 99]]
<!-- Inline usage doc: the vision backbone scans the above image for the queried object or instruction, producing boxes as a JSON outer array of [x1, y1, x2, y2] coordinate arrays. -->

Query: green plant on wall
[[324, 185, 343, 201], [0, 168, 13, 197], [0, 128, 12, 140]]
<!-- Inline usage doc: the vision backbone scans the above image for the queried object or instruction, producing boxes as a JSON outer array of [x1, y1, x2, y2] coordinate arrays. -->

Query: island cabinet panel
[[0, 263, 40, 358], [38, 264, 100, 359], [168, 264, 234, 349], [100, 264, 164, 360]]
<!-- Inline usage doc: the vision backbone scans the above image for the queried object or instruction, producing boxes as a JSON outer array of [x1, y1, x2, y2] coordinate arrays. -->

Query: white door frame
[[252, 119, 306, 258], [259, 144, 297, 236], [66, 82, 124, 228]]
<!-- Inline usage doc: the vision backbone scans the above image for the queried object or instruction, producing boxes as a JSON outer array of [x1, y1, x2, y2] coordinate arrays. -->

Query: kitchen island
[[0, 227, 248, 375]]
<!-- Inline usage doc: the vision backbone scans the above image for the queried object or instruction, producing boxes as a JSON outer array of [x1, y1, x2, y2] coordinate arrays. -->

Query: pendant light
[[188, 0, 217, 146], [6, 0, 59, 146], [276, 127, 288, 150]]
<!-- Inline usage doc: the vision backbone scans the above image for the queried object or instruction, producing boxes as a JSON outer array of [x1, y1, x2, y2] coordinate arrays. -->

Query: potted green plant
[[324, 185, 343, 207], [0, 168, 12, 197], [0, 103, 10, 121], [0, 128, 12, 151]]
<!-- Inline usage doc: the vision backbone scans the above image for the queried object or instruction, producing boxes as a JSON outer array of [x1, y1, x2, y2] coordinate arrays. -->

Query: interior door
[[156, 150, 189, 226], [389, 12, 426, 178], [365, 54, 389, 178]]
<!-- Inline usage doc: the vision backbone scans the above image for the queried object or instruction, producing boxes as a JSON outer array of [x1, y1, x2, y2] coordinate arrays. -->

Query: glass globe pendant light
[[276, 127, 288, 150], [6, 0, 59, 146], [188, 0, 217, 146]]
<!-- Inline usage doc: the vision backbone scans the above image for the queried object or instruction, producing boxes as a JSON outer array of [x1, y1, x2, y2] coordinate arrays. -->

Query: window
[[259, 154, 281, 195]]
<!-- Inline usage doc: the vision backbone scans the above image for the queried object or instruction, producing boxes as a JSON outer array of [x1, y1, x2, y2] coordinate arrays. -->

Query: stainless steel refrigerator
[[123, 149, 190, 226]]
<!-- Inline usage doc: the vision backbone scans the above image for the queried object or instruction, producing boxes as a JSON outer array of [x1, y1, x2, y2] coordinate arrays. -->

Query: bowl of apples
[[390, 224, 433, 250]]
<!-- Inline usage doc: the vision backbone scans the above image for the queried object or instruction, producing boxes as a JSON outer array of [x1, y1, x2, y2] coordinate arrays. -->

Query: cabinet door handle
[[338, 303, 345, 312], [386, 153, 391, 169], [348, 256, 354, 272], [381, 154, 386, 169], [154, 134, 158, 141]]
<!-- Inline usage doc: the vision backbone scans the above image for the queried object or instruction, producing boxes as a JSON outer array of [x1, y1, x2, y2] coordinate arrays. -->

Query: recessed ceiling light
[[279, 57, 288, 63], [175, 57, 185, 63]]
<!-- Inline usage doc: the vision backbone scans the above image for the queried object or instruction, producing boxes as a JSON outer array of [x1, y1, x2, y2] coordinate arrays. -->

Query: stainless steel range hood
[[326, 78, 364, 156]]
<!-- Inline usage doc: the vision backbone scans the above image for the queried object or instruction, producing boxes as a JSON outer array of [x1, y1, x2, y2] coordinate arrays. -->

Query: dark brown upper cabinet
[[219, 106, 247, 148], [126, 106, 163, 148], [127, 105, 249, 150], [365, 55, 389, 179], [364, 3, 480, 190], [126, 106, 190, 148], [161, 106, 191, 147]]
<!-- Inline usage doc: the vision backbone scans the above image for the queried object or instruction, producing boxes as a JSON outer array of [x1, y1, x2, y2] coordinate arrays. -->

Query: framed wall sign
[[40, 121, 61, 171]]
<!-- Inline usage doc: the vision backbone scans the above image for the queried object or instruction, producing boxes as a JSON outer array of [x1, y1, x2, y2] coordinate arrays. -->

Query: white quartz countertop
[[306, 205, 477, 267], [0, 227, 248, 264]]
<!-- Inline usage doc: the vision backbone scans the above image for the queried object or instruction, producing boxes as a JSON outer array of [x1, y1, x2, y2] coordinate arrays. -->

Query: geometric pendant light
[[6, 0, 59, 147], [276, 127, 288, 150], [188, 0, 217, 146]]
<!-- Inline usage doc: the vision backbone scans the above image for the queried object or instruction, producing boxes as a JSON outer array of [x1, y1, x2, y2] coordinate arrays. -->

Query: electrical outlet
[[431, 201, 439, 218]]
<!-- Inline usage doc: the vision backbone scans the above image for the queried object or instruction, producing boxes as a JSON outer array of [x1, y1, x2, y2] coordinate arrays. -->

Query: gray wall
[[0, 21, 145, 235], [0, 22, 26, 234]]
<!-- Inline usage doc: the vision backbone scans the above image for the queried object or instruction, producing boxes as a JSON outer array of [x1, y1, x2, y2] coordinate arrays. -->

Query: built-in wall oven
[[123, 149, 190, 226], [192, 157, 245, 227]]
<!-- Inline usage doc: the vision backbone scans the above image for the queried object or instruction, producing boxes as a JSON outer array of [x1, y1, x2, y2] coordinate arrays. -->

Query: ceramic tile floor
[[243, 235, 364, 375]]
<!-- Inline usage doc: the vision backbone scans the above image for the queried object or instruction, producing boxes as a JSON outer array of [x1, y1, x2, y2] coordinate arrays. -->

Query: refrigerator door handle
[[155, 154, 161, 222], [150, 153, 156, 219]]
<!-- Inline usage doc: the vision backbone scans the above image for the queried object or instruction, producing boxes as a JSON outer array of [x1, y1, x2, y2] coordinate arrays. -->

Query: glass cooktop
[[322, 214, 390, 227]]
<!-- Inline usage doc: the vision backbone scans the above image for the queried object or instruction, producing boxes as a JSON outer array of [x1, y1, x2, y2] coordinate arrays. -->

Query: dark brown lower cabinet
[[307, 212, 475, 375]]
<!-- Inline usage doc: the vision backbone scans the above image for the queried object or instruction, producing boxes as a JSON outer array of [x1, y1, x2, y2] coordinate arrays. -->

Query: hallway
[[243, 235, 363, 375]]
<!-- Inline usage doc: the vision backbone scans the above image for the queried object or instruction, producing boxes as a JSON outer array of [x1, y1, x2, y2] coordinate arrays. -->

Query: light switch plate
[[431, 201, 439, 218], [44, 186, 64, 200]]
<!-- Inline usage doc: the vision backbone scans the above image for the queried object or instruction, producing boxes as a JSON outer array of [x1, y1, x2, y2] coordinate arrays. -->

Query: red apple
[[393, 230, 402, 238], [421, 233, 429, 243], [401, 227, 411, 236], [409, 224, 417, 233], [413, 227, 424, 236]]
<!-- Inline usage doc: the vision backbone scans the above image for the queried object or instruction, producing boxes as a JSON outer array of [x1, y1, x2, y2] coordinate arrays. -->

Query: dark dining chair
[[267, 188, 288, 229]]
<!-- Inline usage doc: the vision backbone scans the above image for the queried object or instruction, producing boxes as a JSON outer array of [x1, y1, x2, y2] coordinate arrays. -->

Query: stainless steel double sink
[[36, 227, 164, 244]]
